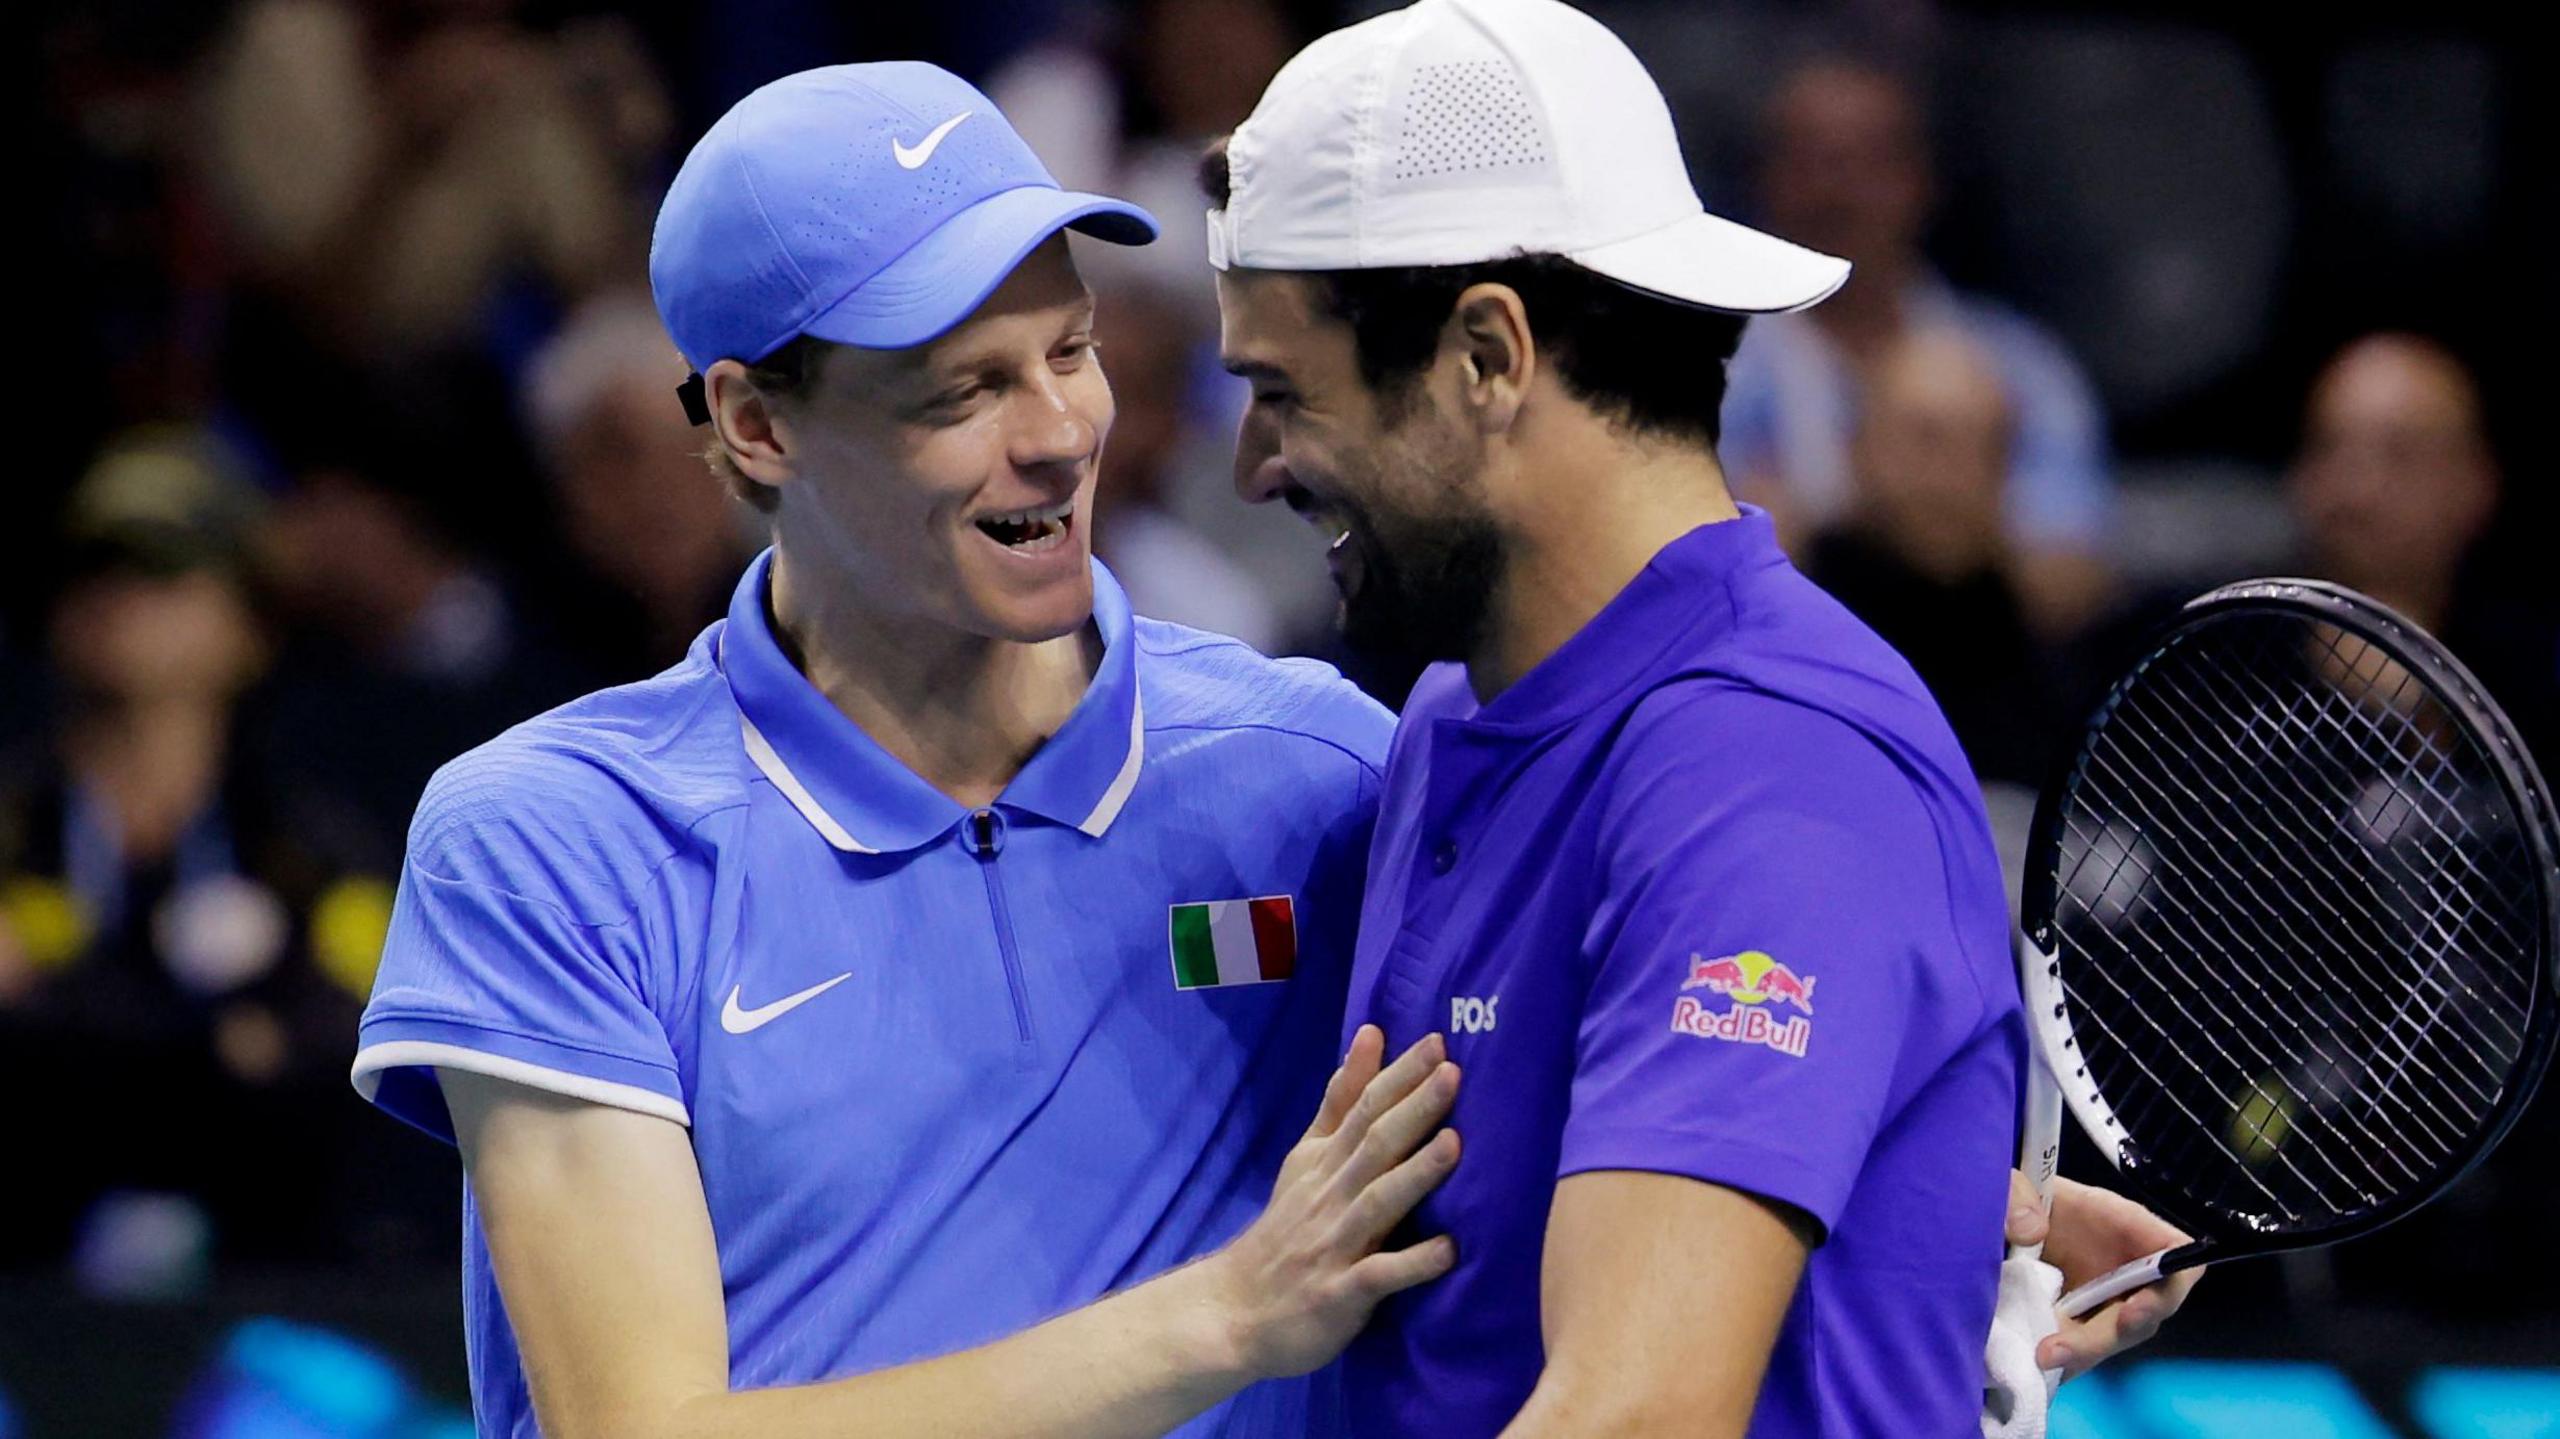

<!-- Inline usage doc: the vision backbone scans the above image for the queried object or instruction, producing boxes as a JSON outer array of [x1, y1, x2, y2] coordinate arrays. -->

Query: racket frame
[[2016, 577, 2560, 1318]]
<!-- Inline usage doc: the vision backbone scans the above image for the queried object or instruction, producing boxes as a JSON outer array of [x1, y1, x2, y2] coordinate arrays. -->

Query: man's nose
[[1011, 376, 1102, 472], [1233, 406, 1289, 505]]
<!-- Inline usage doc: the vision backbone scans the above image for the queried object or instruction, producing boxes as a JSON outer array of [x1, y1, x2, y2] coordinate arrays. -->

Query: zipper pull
[[967, 807, 1005, 857]]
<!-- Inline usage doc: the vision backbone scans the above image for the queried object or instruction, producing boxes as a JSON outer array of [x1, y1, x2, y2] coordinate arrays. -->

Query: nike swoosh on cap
[[720, 972, 854, 1034], [892, 112, 971, 170]]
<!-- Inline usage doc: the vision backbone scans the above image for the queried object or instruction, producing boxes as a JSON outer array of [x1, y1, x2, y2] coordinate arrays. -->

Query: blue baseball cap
[[649, 62, 1158, 416]]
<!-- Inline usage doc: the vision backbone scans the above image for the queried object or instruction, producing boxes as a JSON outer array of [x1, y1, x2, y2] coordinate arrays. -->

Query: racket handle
[[2010, 1033, 2065, 1266], [2057, 1246, 2173, 1319], [2021, 1055, 2063, 1210], [1988, 1045, 2069, 1430]]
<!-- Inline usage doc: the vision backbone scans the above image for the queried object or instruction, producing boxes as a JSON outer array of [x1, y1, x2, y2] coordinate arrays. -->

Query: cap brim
[[801, 187, 1159, 350], [1567, 212, 1850, 316]]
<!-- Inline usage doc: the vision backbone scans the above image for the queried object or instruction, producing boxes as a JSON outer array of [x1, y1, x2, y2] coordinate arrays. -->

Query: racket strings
[[2057, 773, 2450, 1207], [2079, 639, 2526, 1184], [2151, 625, 2536, 1042], [2053, 895, 2391, 1218], [2091, 673, 2518, 1161], [2073, 724, 2507, 1131], [2279, 678, 2534, 957], [2049, 813, 2442, 1209], [2108, 683, 2531, 1076], [2291, 629, 2538, 917], [2045, 612, 2543, 1236], [2179, 640, 2529, 976]]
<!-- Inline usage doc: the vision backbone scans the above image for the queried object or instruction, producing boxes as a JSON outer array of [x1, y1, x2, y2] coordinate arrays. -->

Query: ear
[[705, 359, 794, 498], [1448, 283, 1536, 437]]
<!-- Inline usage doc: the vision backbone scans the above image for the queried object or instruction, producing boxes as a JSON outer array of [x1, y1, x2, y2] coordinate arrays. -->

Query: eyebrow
[[923, 302, 1100, 381]]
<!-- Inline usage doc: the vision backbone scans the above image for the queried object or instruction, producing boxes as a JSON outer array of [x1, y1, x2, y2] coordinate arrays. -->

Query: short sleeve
[[1560, 684, 1974, 1236], [351, 749, 688, 1143]]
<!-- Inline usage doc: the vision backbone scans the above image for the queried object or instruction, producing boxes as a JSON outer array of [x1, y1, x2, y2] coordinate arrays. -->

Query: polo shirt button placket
[[964, 807, 1038, 1066]]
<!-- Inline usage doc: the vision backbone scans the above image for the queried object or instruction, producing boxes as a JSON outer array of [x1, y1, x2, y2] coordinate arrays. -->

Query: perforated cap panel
[[1391, 59, 1550, 180]]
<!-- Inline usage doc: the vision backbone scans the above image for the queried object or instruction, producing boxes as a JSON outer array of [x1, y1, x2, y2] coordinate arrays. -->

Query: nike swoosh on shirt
[[720, 973, 853, 1034], [892, 112, 971, 169]]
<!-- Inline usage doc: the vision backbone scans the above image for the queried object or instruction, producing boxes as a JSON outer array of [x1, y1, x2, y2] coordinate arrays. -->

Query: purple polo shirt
[[1344, 510, 2021, 1436]]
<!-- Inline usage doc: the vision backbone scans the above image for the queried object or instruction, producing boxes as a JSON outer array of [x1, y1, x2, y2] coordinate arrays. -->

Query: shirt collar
[[719, 548, 1146, 854], [1468, 506, 1788, 733]]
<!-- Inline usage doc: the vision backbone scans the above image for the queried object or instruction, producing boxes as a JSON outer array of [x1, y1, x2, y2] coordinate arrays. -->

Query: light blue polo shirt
[[353, 550, 1391, 1438]]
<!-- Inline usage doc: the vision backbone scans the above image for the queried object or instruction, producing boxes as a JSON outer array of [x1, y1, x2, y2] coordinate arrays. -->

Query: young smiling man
[[1206, 0, 2195, 1433], [351, 64, 1464, 1439]]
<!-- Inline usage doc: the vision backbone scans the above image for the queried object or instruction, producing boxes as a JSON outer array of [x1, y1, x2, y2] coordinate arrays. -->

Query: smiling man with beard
[[1207, 0, 2193, 1433]]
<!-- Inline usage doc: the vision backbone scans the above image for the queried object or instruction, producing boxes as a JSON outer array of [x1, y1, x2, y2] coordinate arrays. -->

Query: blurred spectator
[[1721, 55, 2115, 639], [522, 291, 760, 673], [1093, 285, 1284, 651], [1801, 330, 2062, 792], [997, 0, 1315, 310], [0, 432, 446, 1277], [185, 0, 677, 605], [253, 455, 589, 870], [2287, 333, 2557, 770], [24, 4, 235, 629], [193, 0, 656, 359]]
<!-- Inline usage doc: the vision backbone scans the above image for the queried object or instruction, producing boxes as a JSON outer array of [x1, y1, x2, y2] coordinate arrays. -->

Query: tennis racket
[[2011, 577, 2559, 1319]]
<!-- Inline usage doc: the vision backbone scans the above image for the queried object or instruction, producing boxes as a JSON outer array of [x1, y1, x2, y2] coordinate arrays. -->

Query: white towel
[[1981, 1253, 2066, 1439]]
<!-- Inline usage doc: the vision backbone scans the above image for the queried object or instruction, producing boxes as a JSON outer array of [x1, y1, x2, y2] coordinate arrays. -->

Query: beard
[[1333, 492, 1505, 686]]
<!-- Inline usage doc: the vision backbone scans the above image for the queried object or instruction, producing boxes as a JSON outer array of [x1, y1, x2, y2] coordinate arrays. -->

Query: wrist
[[1149, 1251, 1265, 1393]]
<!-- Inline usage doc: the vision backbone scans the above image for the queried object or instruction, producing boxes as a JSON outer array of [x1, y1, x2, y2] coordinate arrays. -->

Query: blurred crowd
[[9, 0, 2548, 1336]]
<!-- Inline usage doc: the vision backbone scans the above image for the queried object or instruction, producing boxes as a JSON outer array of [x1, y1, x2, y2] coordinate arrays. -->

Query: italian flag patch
[[1169, 896, 1297, 989]]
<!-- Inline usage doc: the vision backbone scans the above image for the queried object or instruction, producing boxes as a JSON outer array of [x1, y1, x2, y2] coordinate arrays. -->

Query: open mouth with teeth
[[975, 498, 1076, 554]]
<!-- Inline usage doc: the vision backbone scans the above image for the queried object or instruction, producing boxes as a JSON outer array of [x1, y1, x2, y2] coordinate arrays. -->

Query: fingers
[[1345, 1127, 1461, 1250], [2038, 1269, 2198, 1377], [1328, 1032, 1446, 1153], [2158, 1265, 2202, 1312], [1308, 1025, 1387, 1139], [2005, 1170, 2049, 1249], [2042, 1303, 2123, 1379], [1342, 1057, 1458, 1187], [1216, 1028, 1467, 1382], [2032, 1177, 2202, 1378], [1350, 1234, 1459, 1299], [2043, 1176, 2190, 1278]]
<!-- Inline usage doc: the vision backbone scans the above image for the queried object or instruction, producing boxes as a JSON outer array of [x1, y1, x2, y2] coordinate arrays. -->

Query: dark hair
[[1200, 141, 1749, 448], [701, 335, 837, 514]]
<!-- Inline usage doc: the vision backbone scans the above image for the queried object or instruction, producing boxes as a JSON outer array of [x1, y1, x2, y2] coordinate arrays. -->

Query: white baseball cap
[[1207, 0, 1849, 314]]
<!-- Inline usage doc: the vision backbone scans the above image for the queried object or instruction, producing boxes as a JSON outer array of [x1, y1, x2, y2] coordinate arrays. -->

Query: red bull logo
[[1671, 996, 1811, 1057], [1680, 950, 1816, 1014], [1673, 950, 1816, 1058]]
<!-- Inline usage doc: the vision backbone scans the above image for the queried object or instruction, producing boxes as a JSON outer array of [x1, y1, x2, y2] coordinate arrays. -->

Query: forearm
[[1499, 1172, 1807, 1439], [455, 1078, 1263, 1439], [648, 1257, 1252, 1439], [681, 1256, 1249, 1439]]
